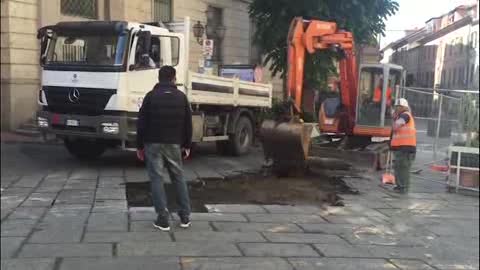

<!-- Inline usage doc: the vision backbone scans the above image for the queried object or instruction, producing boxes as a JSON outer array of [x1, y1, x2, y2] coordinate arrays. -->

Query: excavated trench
[[126, 157, 362, 212]]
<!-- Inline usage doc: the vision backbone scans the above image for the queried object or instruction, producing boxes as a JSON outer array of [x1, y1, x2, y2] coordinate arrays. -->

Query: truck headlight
[[37, 117, 48, 128], [101, 122, 119, 134]]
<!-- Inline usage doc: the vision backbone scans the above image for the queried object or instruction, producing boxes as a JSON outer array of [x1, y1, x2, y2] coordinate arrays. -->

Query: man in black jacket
[[136, 66, 193, 231]]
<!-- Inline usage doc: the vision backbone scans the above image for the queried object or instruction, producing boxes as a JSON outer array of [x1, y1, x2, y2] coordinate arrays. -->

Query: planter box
[[448, 146, 480, 191]]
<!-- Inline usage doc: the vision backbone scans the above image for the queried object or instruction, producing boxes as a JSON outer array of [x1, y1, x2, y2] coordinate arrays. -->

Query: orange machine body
[[285, 17, 391, 138]]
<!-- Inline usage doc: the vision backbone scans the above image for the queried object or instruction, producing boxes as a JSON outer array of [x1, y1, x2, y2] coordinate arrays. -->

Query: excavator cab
[[353, 64, 404, 138]]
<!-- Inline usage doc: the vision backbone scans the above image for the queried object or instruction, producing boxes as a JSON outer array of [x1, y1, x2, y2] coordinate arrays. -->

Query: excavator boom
[[261, 17, 358, 173]]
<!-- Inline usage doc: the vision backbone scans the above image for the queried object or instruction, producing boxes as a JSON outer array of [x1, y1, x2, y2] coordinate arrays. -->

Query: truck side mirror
[[37, 27, 52, 65]]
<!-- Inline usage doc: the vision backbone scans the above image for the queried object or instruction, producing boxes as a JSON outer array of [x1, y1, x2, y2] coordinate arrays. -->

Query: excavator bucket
[[260, 119, 313, 174]]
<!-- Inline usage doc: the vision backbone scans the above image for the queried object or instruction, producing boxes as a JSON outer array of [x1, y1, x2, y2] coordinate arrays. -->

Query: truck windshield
[[45, 33, 127, 67]]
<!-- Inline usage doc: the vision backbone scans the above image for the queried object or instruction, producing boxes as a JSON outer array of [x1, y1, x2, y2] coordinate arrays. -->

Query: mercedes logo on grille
[[68, 88, 80, 103]]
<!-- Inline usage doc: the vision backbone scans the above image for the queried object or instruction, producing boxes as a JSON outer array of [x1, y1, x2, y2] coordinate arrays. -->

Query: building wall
[[385, 3, 478, 90], [1, 0, 40, 130]]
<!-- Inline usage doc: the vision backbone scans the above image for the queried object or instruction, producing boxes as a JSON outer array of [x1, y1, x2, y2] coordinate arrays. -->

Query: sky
[[380, 0, 476, 49]]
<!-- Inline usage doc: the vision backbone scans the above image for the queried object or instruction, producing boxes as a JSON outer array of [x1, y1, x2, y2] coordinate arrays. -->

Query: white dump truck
[[36, 17, 272, 159]]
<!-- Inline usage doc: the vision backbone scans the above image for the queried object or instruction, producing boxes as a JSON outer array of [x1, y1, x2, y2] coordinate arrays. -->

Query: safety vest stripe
[[392, 134, 416, 139]]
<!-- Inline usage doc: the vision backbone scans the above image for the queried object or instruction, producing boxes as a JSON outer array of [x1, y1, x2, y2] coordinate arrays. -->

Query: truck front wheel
[[64, 138, 106, 160], [229, 116, 253, 156]]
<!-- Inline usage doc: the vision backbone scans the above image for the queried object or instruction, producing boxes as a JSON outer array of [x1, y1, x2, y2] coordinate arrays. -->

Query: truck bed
[[187, 72, 272, 108]]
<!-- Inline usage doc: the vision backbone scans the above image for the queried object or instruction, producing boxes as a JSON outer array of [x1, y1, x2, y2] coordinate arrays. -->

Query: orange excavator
[[261, 17, 405, 174]]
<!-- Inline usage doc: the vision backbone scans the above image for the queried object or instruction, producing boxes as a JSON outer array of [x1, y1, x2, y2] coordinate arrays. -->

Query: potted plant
[[448, 94, 479, 191]]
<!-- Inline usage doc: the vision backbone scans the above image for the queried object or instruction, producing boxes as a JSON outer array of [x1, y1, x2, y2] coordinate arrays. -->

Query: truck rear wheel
[[229, 116, 253, 156], [64, 138, 106, 160]]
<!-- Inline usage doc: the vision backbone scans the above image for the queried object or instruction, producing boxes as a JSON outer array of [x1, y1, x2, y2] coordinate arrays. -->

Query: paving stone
[[98, 177, 125, 188], [21, 193, 57, 207], [389, 259, 436, 270], [1, 195, 28, 210], [247, 214, 326, 223], [44, 170, 70, 179], [262, 232, 346, 244], [413, 217, 479, 237], [323, 215, 382, 225], [61, 257, 179, 270], [262, 205, 324, 214], [1, 175, 20, 187], [69, 170, 99, 180], [188, 213, 247, 222], [99, 169, 124, 177], [288, 258, 396, 270], [129, 209, 157, 221], [238, 243, 319, 257], [9, 207, 49, 220], [365, 245, 433, 260], [35, 183, 65, 193], [28, 222, 85, 243], [1, 258, 56, 270], [181, 257, 293, 270], [117, 241, 242, 256], [183, 168, 198, 182], [64, 179, 97, 190], [205, 204, 267, 213], [130, 220, 213, 232], [213, 222, 303, 233], [84, 232, 171, 243], [174, 231, 265, 242], [313, 244, 374, 258], [1, 188, 32, 196], [1, 237, 25, 258], [55, 190, 95, 204], [87, 212, 128, 232], [95, 188, 126, 200], [19, 243, 112, 258], [298, 223, 368, 234], [387, 200, 448, 211], [12, 174, 45, 188], [43, 205, 90, 223], [92, 200, 127, 213], [1, 219, 37, 237], [341, 232, 429, 247], [322, 205, 389, 218], [125, 170, 149, 183], [1, 208, 13, 220]]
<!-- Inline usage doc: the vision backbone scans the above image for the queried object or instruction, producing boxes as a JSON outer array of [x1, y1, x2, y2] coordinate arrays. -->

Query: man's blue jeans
[[145, 143, 191, 218]]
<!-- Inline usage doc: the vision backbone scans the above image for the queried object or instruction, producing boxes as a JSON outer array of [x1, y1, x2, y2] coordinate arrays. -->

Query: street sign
[[203, 39, 214, 60]]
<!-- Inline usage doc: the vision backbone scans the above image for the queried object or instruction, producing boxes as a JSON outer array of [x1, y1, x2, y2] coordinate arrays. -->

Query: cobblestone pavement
[[1, 143, 479, 270]]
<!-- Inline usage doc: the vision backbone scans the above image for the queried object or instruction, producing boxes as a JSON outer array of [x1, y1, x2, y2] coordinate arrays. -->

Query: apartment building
[[381, 2, 479, 90]]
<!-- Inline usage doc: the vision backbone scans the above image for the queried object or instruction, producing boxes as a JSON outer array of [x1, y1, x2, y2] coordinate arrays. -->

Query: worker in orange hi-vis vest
[[373, 78, 393, 107], [390, 98, 417, 194]]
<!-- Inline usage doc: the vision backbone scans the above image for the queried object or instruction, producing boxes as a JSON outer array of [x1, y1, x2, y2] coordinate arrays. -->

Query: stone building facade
[[1, 0, 282, 131], [381, 2, 479, 90]]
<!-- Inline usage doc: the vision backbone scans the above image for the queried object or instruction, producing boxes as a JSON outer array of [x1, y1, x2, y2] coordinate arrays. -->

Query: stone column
[[1, 0, 40, 130]]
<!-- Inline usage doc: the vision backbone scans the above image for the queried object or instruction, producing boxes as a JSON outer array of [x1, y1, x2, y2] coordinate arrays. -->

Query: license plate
[[66, 119, 79, 126], [325, 119, 334, 125]]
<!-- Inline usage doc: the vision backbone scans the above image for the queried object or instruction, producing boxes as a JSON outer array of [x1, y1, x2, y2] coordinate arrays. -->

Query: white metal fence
[[399, 86, 479, 192]]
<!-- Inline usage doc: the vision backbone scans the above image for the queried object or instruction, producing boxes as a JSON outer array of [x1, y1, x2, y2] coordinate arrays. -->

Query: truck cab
[[36, 18, 272, 160]]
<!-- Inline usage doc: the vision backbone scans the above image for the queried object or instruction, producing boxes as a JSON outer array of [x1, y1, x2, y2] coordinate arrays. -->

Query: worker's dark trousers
[[145, 143, 191, 218], [393, 150, 416, 193]]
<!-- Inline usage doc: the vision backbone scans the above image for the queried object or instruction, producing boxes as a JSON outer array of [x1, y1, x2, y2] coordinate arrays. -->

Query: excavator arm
[[286, 17, 357, 131], [261, 17, 359, 174]]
